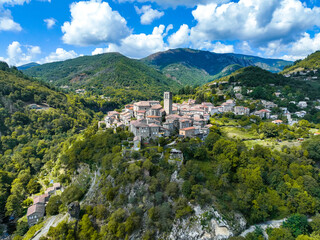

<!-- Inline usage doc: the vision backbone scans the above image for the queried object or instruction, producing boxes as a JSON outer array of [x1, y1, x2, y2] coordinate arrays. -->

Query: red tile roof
[[180, 127, 196, 131]]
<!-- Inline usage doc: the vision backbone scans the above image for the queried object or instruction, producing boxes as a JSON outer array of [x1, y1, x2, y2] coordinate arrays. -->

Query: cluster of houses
[[100, 91, 318, 142], [101, 92, 215, 141], [27, 183, 61, 226]]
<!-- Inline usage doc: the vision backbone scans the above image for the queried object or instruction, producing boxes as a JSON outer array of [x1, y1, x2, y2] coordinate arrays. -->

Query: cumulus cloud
[[211, 42, 234, 53], [168, 24, 190, 48], [44, 18, 56, 29], [0, 9, 22, 32], [92, 25, 168, 58], [260, 32, 320, 61], [0, 41, 41, 66], [190, 0, 320, 46], [61, 0, 131, 46], [42, 48, 78, 63], [135, 5, 164, 24], [287, 32, 320, 58]]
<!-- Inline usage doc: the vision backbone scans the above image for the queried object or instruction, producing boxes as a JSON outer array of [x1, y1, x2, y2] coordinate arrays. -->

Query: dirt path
[[31, 213, 68, 240]]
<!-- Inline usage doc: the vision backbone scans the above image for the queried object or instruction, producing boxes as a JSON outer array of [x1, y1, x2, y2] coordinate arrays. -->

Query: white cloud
[[0, 41, 41, 66], [256, 31, 320, 61], [117, 0, 229, 8], [42, 48, 78, 63], [190, 0, 320, 46], [260, 32, 320, 61], [61, 0, 131, 46], [135, 5, 164, 24], [92, 25, 168, 58], [211, 42, 234, 53], [0, 0, 51, 32], [164, 24, 173, 36], [0, 9, 22, 32], [168, 24, 190, 48], [0, 0, 51, 5], [287, 32, 320, 57], [0, 0, 30, 6], [44, 18, 56, 29], [238, 41, 254, 54]]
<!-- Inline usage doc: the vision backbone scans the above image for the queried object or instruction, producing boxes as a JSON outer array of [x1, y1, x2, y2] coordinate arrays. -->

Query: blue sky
[[0, 0, 320, 66]]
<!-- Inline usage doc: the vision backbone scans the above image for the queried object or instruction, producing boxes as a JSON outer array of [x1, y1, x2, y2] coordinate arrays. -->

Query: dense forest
[[0, 62, 100, 229]]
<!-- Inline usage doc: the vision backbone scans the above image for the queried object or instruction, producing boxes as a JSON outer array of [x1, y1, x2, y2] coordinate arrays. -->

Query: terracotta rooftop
[[108, 111, 119, 116], [273, 120, 283, 123], [180, 127, 196, 131], [33, 194, 47, 204], [151, 104, 162, 110]]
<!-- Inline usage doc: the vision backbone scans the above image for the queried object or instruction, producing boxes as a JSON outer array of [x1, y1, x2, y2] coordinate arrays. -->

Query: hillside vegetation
[[2, 58, 320, 240], [23, 53, 179, 100], [142, 48, 292, 86], [282, 51, 320, 74], [0, 62, 99, 225]]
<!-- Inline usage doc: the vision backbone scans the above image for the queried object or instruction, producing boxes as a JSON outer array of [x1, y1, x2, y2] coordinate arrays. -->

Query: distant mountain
[[142, 48, 292, 86], [282, 51, 320, 74], [23, 53, 180, 99], [225, 53, 292, 73], [17, 62, 40, 70]]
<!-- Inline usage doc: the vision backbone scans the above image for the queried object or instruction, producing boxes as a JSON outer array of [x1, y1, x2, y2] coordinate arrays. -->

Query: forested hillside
[[0, 62, 100, 230], [191, 66, 320, 104], [142, 48, 292, 86], [23, 53, 179, 100]]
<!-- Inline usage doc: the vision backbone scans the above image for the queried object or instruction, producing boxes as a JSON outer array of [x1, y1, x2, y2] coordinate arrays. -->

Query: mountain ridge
[[22, 48, 292, 92], [23, 52, 180, 99], [142, 48, 292, 86]]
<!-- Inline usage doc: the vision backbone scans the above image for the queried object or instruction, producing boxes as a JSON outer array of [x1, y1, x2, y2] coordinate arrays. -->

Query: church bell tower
[[164, 92, 172, 115]]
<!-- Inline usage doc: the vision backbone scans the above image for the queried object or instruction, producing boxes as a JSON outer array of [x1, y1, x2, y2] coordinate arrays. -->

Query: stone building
[[164, 92, 173, 115], [27, 203, 45, 226]]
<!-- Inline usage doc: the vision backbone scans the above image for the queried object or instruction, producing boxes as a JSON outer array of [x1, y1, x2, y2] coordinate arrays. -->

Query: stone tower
[[164, 92, 172, 115]]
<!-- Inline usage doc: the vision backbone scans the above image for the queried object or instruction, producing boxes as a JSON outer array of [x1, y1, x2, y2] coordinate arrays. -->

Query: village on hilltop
[[99, 91, 308, 144]]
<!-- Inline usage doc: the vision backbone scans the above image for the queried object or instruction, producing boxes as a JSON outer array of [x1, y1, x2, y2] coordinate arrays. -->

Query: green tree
[[282, 214, 311, 237], [46, 195, 62, 216], [78, 214, 99, 240], [268, 228, 294, 240]]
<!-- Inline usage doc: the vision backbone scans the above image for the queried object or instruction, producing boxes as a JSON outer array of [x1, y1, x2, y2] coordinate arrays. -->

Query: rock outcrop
[[168, 205, 246, 240]]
